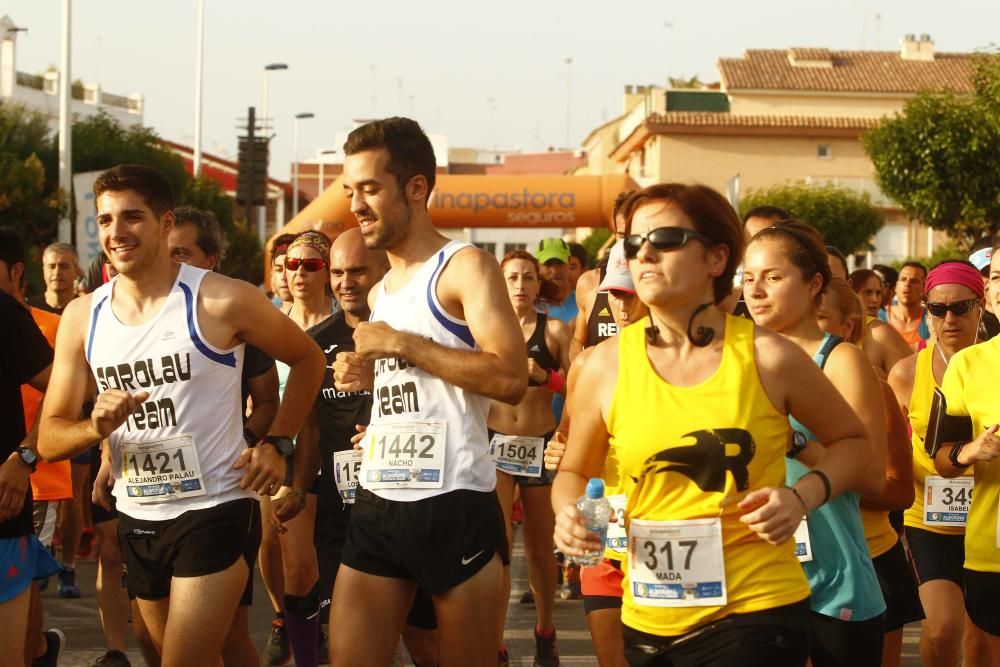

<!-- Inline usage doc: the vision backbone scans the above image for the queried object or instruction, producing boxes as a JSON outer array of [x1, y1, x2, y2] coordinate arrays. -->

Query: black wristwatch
[[260, 435, 295, 458], [948, 442, 970, 469], [15, 447, 39, 472], [243, 426, 259, 448], [787, 431, 808, 460]]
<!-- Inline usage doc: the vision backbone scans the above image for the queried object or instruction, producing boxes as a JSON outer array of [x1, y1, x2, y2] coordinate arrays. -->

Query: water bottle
[[573, 478, 612, 566]]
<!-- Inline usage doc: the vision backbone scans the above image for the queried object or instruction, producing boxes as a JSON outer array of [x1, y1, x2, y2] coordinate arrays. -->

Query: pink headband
[[924, 263, 984, 299]]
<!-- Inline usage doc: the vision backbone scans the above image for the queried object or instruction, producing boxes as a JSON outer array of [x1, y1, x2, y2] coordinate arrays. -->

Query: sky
[[6, 0, 999, 181]]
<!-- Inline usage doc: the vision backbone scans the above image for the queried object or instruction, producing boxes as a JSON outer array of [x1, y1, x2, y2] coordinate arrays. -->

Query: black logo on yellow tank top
[[642, 429, 755, 492]]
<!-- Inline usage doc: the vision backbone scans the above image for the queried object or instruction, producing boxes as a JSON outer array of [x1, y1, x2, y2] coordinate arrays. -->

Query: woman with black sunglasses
[[889, 261, 993, 666], [267, 231, 335, 667], [553, 184, 871, 666], [743, 219, 890, 667]]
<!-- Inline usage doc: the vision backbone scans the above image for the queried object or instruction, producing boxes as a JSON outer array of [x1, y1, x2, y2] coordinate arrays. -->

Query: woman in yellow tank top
[[819, 277, 922, 667], [888, 260, 992, 666], [552, 184, 873, 667]]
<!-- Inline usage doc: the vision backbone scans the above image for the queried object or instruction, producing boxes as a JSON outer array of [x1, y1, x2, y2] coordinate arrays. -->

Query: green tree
[[221, 219, 263, 285], [862, 52, 1000, 243], [580, 227, 612, 266], [739, 183, 885, 254], [0, 102, 64, 292], [68, 111, 188, 196]]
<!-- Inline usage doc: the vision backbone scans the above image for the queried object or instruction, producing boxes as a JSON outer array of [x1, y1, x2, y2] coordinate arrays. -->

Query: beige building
[[582, 35, 973, 264]]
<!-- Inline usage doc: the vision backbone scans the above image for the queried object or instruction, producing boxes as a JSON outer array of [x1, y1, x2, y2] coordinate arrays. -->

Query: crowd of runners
[[1, 116, 1000, 667]]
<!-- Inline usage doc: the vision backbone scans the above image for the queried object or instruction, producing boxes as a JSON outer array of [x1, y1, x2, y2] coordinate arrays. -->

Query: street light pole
[[292, 112, 315, 216], [57, 0, 72, 243], [564, 57, 573, 149], [193, 0, 205, 177], [257, 62, 288, 243]]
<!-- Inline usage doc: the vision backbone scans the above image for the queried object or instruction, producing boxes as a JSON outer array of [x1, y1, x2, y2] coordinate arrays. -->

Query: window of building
[[504, 243, 527, 253], [474, 242, 497, 257], [817, 144, 832, 160]]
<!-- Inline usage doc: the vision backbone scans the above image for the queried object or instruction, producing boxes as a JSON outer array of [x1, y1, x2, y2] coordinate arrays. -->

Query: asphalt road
[[41, 526, 925, 666]]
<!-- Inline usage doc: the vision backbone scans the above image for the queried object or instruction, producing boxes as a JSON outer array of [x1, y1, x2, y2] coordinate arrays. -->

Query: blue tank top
[[787, 333, 886, 622]]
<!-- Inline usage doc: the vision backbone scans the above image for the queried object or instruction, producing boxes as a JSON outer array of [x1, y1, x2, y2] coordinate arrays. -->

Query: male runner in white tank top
[[38, 165, 326, 667], [331, 118, 528, 666]]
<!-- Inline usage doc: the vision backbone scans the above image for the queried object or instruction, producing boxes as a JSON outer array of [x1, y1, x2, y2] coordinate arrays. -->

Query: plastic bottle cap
[[585, 478, 605, 499]]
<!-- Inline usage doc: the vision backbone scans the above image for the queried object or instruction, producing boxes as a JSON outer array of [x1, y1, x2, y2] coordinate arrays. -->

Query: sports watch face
[[18, 447, 39, 469], [264, 436, 295, 457], [792, 431, 807, 449]]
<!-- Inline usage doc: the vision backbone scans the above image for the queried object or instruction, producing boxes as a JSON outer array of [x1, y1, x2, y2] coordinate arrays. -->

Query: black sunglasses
[[623, 226, 709, 260], [925, 298, 979, 318]]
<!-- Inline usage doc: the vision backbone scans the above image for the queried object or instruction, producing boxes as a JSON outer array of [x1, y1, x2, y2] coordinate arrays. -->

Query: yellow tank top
[[610, 315, 809, 637], [861, 508, 898, 557], [940, 336, 1000, 572], [903, 345, 971, 536]]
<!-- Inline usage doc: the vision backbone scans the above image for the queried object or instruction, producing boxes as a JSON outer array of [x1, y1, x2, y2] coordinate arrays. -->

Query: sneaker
[[32, 628, 65, 667], [533, 628, 560, 667], [93, 649, 132, 666], [58, 566, 81, 598], [520, 589, 535, 605], [498, 646, 510, 667], [262, 619, 291, 666], [318, 624, 330, 665]]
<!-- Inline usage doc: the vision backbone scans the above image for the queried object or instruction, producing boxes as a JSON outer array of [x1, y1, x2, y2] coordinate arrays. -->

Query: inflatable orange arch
[[268, 173, 637, 258]]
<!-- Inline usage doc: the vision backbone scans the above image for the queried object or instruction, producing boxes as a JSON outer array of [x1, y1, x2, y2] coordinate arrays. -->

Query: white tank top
[[86, 263, 252, 520], [366, 241, 493, 501]]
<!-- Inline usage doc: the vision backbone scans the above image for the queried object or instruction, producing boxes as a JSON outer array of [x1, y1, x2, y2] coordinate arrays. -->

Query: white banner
[[73, 171, 104, 266]]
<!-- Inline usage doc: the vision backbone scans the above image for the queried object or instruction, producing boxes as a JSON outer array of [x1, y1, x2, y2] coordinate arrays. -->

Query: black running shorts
[[314, 478, 351, 623], [119, 498, 261, 602], [622, 600, 811, 666], [903, 526, 965, 587], [872, 539, 925, 631], [808, 610, 885, 667], [964, 569, 1000, 636], [341, 487, 509, 594]]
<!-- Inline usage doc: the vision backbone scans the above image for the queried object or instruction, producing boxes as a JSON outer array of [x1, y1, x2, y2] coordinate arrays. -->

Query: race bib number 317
[[628, 518, 727, 608], [363, 421, 446, 490]]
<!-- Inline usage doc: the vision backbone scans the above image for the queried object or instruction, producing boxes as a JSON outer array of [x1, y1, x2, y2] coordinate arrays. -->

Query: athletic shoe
[[533, 628, 560, 667], [93, 649, 132, 666], [520, 589, 535, 605], [498, 646, 510, 667], [31, 629, 65, 667], [58, 566, 81, 598], [262, 619, 291, 666], [318, 624, 330, 665]]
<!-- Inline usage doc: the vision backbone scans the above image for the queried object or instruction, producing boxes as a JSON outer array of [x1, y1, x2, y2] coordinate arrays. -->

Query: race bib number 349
[[628, 518, 727, 608], [120, 434, 205, 504], [363, 421, 446, 490], [924, 476, 972, 527]]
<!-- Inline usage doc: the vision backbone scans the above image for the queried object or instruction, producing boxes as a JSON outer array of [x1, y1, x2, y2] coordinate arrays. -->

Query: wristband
[[801, 469, 831, 507], [243, 426, 259, 447], [948, 442, 970, 469], [786, 485, 809, 514], [543, 370, 565, 393]]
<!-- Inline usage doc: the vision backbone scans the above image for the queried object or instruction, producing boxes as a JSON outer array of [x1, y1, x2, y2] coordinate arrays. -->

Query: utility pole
[[564, 57, 573, 148]]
